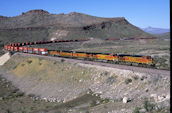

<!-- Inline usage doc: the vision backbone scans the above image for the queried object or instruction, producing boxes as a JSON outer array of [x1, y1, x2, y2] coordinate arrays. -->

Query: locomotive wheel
[[138, 63, 142, 67], [142, 64, 147, 68], [114, 61, 119, 64], [107, 60, 113, 63], [148, 64, 156, 68]]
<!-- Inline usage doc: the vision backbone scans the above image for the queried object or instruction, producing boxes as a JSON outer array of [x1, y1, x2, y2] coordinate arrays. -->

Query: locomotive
[[4, 39, 154, 67]]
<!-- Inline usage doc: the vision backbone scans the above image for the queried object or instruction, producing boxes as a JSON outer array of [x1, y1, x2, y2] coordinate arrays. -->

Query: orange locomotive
[[118, 54, 153, 65], [47, 50, 153, 65], [92, 53, 118, 61]]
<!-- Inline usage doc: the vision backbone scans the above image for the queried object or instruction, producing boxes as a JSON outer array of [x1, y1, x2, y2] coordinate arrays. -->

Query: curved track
[[4, 39, 170, 76], [16, 53, 170, 76]]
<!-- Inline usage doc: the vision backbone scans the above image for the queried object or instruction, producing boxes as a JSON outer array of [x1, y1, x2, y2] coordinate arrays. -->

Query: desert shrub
[[66, 104, 73, 108], [13, 65, 18, 69], [125, 78, 132, 84], [106, 76, 115, 85], [28, 94, 35, 97], [104, 105, 108, 109], [143, 98, 155, 112], [12, 88, 19, 93], [100, 71, 109, 76], [6, 109, 12, 113], [90, 100, 97, 107], [103, 98, 110, 103], [61, 59, 65, 62], [85, 110, 89, 113], [15, 92, 24, 97], [133, 107, 141, 113], [132, 76, 139, 80], [27, 60, 32, 64], [104, 71, 109, 76], [140, 76, 147, 81]]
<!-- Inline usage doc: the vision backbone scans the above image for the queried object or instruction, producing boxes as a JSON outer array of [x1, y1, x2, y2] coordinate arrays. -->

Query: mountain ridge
[[141, 26, 170, 34], [0, 9, 152, 44], [0, 10, 128, 29]]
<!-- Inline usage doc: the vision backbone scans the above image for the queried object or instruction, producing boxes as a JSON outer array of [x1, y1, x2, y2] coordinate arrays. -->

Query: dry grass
[[9, 56, 95, 84]]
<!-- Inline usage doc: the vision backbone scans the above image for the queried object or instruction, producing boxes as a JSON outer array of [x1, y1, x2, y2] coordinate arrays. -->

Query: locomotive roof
[[61, 50, 73, 53], [75, 51, 114, 55], [118, 54, 143, 57]]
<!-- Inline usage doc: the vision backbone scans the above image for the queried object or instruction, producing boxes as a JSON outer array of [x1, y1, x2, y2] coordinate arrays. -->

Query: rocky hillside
[[0, 9, 152, 44], [0, 10, 130, 28], [0, 54, 170, 113]]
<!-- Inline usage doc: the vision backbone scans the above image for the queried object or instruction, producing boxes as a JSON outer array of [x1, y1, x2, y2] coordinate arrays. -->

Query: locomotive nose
[[151, 58, 155, 67]]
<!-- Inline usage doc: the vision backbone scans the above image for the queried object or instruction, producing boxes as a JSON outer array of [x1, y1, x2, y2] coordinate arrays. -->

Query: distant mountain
[[141, 26, 170, 34], [0, 9, 152, 44]]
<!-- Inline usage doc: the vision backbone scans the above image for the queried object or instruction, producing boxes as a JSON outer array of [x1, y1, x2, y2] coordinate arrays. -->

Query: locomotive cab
[[142, 56, 151, 59], [142, 56, 154, 65]]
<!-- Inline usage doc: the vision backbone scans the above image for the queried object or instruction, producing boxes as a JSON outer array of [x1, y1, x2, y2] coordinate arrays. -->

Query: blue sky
[[0, 0, 170, 28]]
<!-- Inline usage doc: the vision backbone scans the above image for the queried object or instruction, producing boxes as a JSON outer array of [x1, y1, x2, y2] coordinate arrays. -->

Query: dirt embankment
[[0, 54, 170, 112], [0, 52, 11, 66]]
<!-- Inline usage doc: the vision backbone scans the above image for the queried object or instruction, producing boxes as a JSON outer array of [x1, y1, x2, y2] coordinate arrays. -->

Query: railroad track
[[4, 39, 168, 73], [15, 52, 170, 76]]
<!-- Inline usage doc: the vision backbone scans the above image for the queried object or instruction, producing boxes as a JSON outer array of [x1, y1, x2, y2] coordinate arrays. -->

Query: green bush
[[61, 59, 65, 62], [143, 99, 155, 112], [28, 94, 35, 97], [15, 92, 24, 97], [90, 100, 97, 107], [103, 98, 110, 103], [85, 110, 89, 113], [133, 107, 141, 113], [125, 78, 132, 84], [132, 76, 139, 80], [27, 60, 32, 64], [106, 76, 115, 85]]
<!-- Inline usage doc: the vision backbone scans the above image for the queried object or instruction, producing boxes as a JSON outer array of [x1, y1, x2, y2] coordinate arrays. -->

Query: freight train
[[4, 39, 155, 67], [106, 36, 157, 41]]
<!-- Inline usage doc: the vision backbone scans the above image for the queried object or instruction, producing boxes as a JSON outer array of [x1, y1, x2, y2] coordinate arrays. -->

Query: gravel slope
[[0, 53, 170, 112]]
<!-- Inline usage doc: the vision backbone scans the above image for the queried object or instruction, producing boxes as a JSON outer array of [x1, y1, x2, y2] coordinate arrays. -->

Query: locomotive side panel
[[48, 50, 59, 56], [96, 54, 114, 61], [73, 52, 88, 58], [59, 51, 73, 57]]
